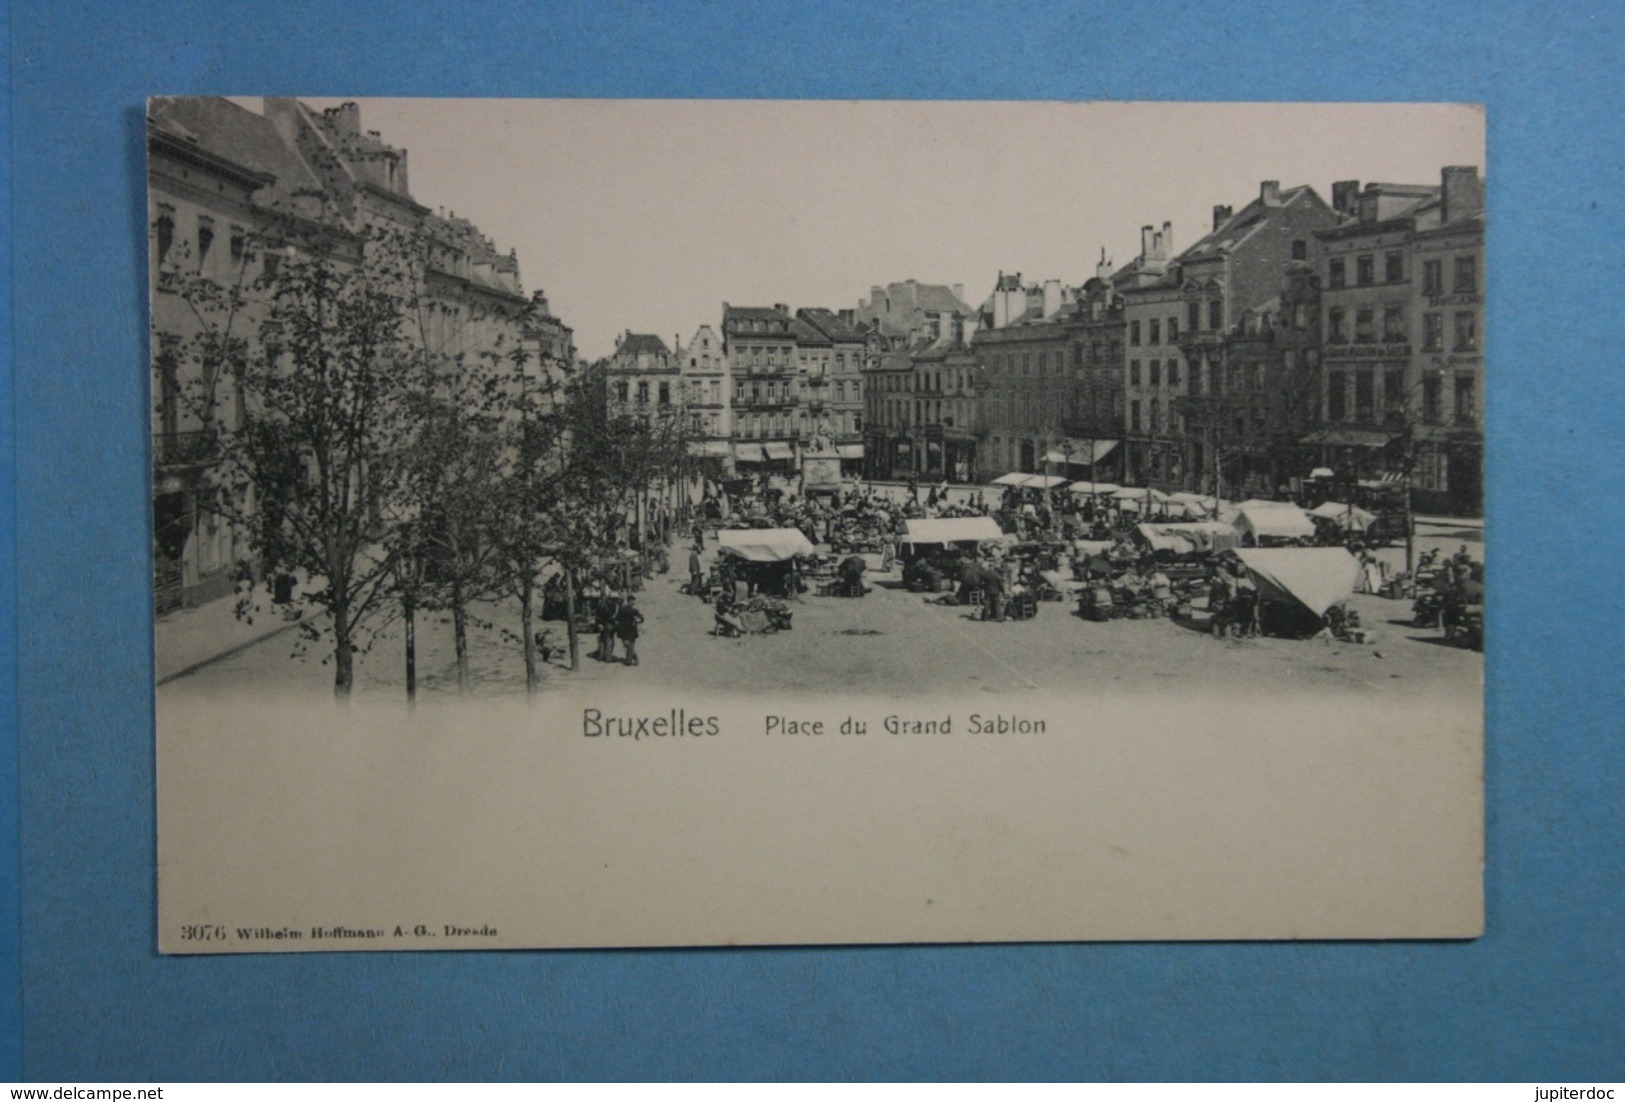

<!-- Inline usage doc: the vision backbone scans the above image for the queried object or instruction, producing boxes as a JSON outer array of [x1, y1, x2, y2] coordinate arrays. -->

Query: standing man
[[688, 544, 705, 599], [615, 596, 645, 666], [595, 591, 620, 663]]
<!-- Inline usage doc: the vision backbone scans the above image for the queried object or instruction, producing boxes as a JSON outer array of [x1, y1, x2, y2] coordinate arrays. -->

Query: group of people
[[1206, 558, 1261, 638], [590, 591, 644, 666]]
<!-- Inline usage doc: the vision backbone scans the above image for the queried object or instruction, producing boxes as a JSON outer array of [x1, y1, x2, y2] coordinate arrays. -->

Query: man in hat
[[615, 595, 645, 666], [688, 544, 705, 599]]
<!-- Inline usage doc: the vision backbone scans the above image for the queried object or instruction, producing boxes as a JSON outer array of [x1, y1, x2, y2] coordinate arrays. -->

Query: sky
[[259, 99, 1485, 361]]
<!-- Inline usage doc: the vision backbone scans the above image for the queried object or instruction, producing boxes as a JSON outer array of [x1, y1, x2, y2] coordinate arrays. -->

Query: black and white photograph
[[151, 98, 1485, 952]]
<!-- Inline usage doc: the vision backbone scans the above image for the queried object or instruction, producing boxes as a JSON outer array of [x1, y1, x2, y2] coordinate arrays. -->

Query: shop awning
[[717, 527, 816, 563], [900, 516, 1006, 546], [1232, 501, 1317, 541], [686, 440, 732, 457], [1044, 439, 1120, 465], [734, 443, 765, 462], [835, 443, 864, 459], [762, 442, 795, 460], [1300, 428, 1392, 448]]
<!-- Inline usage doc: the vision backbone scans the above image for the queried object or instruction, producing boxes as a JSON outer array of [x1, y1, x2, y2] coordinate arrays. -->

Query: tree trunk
[[564, 569, 580, 671], [520, 573, 537, 697], [404, 594, 417, 705], [452, 577, 470, 693], [1404, 478, 1416, 575], [333, 602, 354, 699]]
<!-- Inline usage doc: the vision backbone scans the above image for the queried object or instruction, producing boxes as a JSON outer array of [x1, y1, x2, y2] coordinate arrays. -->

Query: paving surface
[[158, 523, 1483, 707]]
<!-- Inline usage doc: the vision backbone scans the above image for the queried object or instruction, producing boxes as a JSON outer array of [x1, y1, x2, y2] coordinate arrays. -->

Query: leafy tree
[[190, 229, 417, 697]]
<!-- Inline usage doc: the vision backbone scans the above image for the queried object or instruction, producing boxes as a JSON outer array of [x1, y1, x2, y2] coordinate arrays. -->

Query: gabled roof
[[148, 96, 323, 205], [907, 282, 973, 315], [723, 305, 793, 335], [617, 333, 670, 356], [789, 317, 830, 346], [797, 307, 866, 342], [1179, 185, 1313, 260]]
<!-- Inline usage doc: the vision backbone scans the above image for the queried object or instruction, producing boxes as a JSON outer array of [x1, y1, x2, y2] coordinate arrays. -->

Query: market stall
[[899, 516, 1007, 592], [1307, 500, 1378, 532], [1233, 547, 1362, 637], [1232, 501, 1317, 546]]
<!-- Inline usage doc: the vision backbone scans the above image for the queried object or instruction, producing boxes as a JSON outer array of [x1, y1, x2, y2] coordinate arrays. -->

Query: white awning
[[835, 443, 864, 459], [762, 442, 795, 460], [717, 527, 817, 563], [1044, 439, 1119, 465], [686, 440, 731, 457], [734, 443, 765, 462], [1235, 548, 1361, 617], [900, 516, 1007, 546]]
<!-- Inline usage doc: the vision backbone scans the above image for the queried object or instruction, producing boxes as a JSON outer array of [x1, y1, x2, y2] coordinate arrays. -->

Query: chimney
[[1260, 180, 1281, 206], [328, 102, 362, 137], [953, 283, 965, 305], [1140, 225, 1154, 258], [1042, 279, 1062, 318], [1331, 180, 1360, 218], [1212, 204, 1233, 231], [262, 97, 302, 147], [869, 285, 885, 308], [1441, 165, 1483, 223], [1096, 247, 1115, 282], [1161, 221, 1173, 257], [774, 303, 789, 316]]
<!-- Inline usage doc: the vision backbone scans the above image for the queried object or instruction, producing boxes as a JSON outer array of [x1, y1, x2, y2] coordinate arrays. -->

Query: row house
[[520, 287, 578, 416], [1063, 274, 1128, 480], [972, 296, 1077, 477], [605, 331, 681, 415], [1116, 224, 1188, 489], [1313, 166, 1484, 514], [677, 324, 732, 473], [855, 281, 975, 481], [1213, 265, 1325, 496], [794, 308, 869, 473], [149, 97, 559, 614], [1172, 180, 1342, 499], [722, 304, 801, 472], [863, 342, 922, 481], [908, 325, 981, 482]]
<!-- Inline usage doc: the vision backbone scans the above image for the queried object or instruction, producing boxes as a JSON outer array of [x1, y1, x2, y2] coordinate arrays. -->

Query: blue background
[[4, 0, 1623, 1081]]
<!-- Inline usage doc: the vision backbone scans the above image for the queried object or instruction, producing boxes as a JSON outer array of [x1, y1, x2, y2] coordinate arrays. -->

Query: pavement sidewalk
[[155, 591, 307, 684]]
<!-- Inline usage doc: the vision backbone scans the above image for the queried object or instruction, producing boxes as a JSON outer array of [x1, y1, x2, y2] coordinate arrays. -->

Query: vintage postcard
[[152, 99, 1484, 951]]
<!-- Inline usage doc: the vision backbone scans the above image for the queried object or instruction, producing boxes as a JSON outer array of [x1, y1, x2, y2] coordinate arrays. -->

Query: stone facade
[[148, 97, 557, 615], [1313, 166, 1484, 514]]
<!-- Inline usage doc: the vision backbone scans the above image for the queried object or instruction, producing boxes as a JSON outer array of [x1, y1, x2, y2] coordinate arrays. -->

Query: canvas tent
[[1234, 547, 1361, 636], [1232, 501, 1317, 543], [716, 527, 816, 563], [900, 516, 1006, 547], [1068, 481, 1123, 496], [1168, 491, 1220, 516], [1021, 474, 1071, 489], [1135, 522, 1240, 555], [1307, 501, 1377, 531], [990, 472, 1032, 487]]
